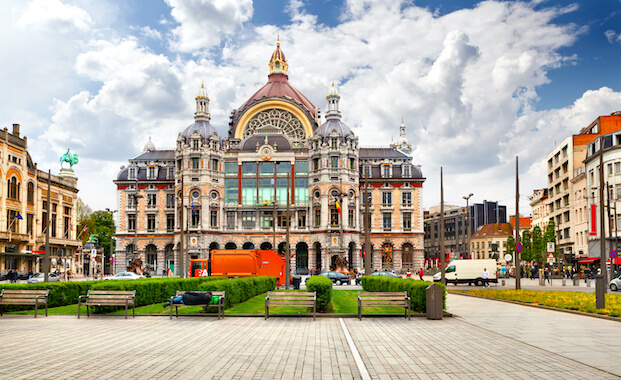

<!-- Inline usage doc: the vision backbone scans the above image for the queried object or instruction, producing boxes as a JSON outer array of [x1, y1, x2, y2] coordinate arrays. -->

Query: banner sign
[[590, 204, 597, 236]]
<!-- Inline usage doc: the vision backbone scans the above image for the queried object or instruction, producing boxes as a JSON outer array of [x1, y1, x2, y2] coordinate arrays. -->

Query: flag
[[78, 226, 87, 239], [335, 200, 341, 215], [16, 212, 23, 220]]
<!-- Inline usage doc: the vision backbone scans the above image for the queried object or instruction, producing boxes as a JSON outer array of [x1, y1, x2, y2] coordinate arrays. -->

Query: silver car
[[610, 275, 621, 291], [27, 273, 60, 283]]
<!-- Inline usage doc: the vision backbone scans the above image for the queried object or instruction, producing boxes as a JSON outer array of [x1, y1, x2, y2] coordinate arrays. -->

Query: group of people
[[405, 268, 425, 280], [4, 270, 19, 283], [161, 268, 173, 277]]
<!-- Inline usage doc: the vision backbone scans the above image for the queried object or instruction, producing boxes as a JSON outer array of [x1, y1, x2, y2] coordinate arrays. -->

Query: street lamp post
[[105, 208, 117, 275], [131, 183, 143, 271], [463, 193, 473, 259]]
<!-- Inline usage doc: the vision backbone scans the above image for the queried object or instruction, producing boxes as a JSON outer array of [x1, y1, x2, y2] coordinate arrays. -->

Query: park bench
[[78, 290, 136, 319], [358, 291, 411, 320], [0, 289, 49, 318], [169, 291, 226, 320], [265, 291, 316, 320]]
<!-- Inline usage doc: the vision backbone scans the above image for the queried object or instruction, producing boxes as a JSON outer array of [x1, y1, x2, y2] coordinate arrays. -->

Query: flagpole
[[44, 170, 51, 282]]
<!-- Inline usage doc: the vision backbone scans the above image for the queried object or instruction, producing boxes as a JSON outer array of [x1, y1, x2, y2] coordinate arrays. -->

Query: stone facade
[[113, 44, 425, 275]]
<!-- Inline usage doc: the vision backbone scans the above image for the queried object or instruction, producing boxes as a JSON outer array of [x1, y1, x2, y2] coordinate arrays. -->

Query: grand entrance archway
[[382, 242, 393, 271]]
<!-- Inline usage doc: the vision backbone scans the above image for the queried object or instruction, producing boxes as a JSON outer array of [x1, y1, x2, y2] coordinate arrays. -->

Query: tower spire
[[194, 82, 211, 122], [268, 39, 288, 76], [325, 82, 341, 121]]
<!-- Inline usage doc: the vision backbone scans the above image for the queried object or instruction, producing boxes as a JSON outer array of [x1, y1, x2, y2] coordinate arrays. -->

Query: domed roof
[[181, 120, 219, 142], [315, 119, 352, 138], [143, 137, 156, 152], [328, 82, 338, 96], [271, 41, 286, 62], [197, 82, 209, 98]]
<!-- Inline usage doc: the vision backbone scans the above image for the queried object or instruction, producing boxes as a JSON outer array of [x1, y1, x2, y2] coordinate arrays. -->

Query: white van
[[433, 259, 498, 286]]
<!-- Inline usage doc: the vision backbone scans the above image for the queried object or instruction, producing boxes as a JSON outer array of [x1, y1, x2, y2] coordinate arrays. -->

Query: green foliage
[[305, 275, 333, 312], [544, 220, 557, 260], [506, 235, 515, 258], [361, 276, 446, 312], [521, 230, 533, 262], [531, 226, 544, 265]]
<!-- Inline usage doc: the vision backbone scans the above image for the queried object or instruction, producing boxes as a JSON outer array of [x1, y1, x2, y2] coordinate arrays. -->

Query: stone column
[[157, 249, 165, 276]]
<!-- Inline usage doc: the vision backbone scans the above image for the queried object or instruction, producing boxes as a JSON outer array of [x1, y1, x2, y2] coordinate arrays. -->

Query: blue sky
[[1, 0, 621, 215]]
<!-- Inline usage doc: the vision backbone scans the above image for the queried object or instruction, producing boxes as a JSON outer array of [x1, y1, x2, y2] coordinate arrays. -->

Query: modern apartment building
[[545, 112, 621, 266]]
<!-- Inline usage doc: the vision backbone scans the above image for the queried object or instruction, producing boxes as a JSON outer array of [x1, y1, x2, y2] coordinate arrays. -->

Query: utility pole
[[44, 170, 51, 282], [463, 193, 473, 259], [364, 173, 372, 275], [179, 175, 185, 278], [106, 208, 117, 275], [285, 172, 291, 289], [515, 157, 521, 290], [440, 167, 445, 285], [596, 148, 606, 308]]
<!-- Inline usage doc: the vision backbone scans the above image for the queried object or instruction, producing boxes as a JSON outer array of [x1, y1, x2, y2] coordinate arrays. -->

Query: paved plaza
[[1, 292, 619, 379]]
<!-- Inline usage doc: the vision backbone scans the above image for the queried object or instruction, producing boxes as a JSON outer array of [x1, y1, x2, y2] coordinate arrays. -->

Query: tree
[[543, 220, 557, 269], [90, 210, 116, 260], [521, 230, 533, 262], [77, 197, 94, 242], [506, 235, 516, 263], [531, 226, 544, 266]]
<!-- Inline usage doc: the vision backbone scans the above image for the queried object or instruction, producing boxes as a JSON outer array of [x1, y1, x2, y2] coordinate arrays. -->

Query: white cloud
[[18, 0, 92, 32], [165, 0, 253, 52], [605, 29, 621, 44]]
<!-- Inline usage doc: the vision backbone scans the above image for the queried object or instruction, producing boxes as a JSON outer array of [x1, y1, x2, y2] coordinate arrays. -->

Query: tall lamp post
[[131, 184, 143, 270], [463, 193, 473, 259], [105, 208, 117, 275]]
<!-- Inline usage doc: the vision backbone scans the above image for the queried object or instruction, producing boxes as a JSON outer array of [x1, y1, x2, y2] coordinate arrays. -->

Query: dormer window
[[193, 139, 200, 150], [383, 164, 390, 177], [129, 168, 136, 180], [403, 165, 410, 178], [148, 166, 155, 179]]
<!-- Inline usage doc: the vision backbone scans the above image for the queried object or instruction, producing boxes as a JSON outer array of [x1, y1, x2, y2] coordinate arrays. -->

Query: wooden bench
[[169, 291, 226, 320], [78, 290, 136, 319], [265, 291, 316, 320], [358, 291, 411, 320], [0, 289, 49, 318]]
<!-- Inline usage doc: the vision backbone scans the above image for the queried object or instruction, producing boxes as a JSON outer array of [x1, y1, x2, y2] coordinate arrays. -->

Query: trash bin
[[426, 283, 443, 320], [291, 275, 301, 290]]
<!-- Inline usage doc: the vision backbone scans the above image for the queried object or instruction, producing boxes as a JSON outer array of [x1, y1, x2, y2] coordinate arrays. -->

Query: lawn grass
[[7, 289, 415, 316], [454, 289, 621, 317]]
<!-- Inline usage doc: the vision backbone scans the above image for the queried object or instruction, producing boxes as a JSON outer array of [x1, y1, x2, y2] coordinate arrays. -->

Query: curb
[[449, 291, 621, 323]]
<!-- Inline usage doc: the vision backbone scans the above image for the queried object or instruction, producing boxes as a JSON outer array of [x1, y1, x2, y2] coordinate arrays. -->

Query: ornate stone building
[[0, 124, 80, 276], [113, 43, 425, 275]]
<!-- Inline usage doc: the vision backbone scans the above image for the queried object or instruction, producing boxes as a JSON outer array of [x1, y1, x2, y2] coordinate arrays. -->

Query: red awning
[[606, 258, 621, 265], [578, 257, 600, 264]]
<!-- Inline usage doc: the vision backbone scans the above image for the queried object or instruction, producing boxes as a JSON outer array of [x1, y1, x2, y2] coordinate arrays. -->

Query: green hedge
[[361, 277, 446, 312], [305, 275, 333, 312], [0, 277, 223, 312]]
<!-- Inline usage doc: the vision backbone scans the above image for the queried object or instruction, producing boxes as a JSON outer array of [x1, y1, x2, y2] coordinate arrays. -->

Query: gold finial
[[201, 81, 204, 89], [277, 33, 280, 47], [401, 117, 404, 124]]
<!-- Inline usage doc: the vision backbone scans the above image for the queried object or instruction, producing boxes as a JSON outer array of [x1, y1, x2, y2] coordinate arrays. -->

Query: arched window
[[27, 182, 34, 204], [7, 176, 19, 200]]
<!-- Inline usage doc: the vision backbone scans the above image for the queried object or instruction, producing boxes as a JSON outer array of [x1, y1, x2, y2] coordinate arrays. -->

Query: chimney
[[12, 124, 20, 137]]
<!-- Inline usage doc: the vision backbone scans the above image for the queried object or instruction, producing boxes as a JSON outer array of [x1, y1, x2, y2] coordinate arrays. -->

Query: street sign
[[547, 252, 555, 259], [610, 250, 619, 259], [504, 254, 512, 262], [547, 257, 555, 264], [516, 242, 523, 254], [547, 242, 555, 253]]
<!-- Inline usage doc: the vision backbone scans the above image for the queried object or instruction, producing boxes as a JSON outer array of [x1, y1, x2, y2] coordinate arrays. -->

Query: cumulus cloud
[[18, 0, 92, 32], [605, 29, 621, 44], [165, 0, 253, 52]]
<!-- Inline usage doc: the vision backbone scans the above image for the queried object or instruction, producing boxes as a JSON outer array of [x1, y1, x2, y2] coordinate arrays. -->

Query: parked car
[[370, 271, 401, 278], [103, 271, 144, 280], [319, 271, 351, 285], [610, 275, 621, 291], [27, 273, 60, 283]]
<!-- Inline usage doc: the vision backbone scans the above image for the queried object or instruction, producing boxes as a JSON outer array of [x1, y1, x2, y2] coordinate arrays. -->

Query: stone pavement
[[0, 295, 619, 379]]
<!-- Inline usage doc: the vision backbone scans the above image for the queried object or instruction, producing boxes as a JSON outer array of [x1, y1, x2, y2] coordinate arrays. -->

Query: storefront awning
[[578, 257, 600, 264], [606, 258, 621, 265]]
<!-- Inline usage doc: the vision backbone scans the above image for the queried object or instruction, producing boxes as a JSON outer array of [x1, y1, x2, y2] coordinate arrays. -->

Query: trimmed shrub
[[305, 275, 333, 312], [361, 277, 446, 312]]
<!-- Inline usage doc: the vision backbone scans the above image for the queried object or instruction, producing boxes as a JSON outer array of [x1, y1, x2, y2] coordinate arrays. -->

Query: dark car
[[319, 271, 351, 285], [370, 271, 401, 278]]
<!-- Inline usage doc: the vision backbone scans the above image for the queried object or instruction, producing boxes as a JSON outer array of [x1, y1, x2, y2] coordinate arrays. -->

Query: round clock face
[[260, 145, 273, 161]]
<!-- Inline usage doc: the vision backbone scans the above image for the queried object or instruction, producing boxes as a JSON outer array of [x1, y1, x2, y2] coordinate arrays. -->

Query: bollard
[[562, 279, 566, 286], [587, 280, 591, 287], [501, 279, 505, 286], [573, 276, 579, 286], [426, 283, 443, 320]]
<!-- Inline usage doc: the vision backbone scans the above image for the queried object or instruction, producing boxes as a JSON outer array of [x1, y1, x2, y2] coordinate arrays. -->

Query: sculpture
[[60, 149, 79, 169]]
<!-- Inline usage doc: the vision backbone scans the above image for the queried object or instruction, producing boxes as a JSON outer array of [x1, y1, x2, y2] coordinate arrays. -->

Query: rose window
[[244, 109, 306, 141]]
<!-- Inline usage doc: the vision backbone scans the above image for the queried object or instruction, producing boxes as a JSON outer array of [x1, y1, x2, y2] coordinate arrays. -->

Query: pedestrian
[[482, 267, 490, 287], [418, 268, 424, 281], [166, 267, 172, 277], [406, 269, 412, 278], [544, 267, 550, 284], [584, 268, 590, 283], [162, 268, 166, 277]]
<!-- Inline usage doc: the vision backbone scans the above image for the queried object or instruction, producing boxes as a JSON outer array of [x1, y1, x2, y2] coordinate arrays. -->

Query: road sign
[[504, 254, 512, 262], [547, 257, 555, 264], [610, 250, 619, 259], [547, 242, 555, 253], [516, 242, 523, 254], [547, 252, 555, 259]]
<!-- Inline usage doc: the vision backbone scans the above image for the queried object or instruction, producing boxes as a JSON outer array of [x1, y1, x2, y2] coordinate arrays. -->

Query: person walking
[[482, 267, 490, 287], [544, 267, 550, 284], [418, 268, 424, 281]]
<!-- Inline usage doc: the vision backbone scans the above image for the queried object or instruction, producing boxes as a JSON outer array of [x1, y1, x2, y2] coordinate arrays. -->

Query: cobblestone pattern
[[0, 314, 617, 379]]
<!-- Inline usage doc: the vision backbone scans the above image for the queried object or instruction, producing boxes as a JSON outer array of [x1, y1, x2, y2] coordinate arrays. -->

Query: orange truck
[[190, 249, 287, 286]]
